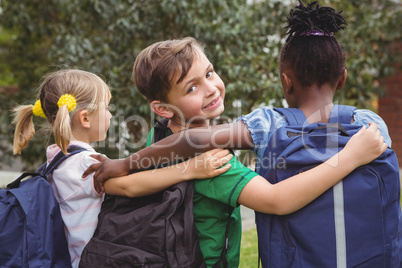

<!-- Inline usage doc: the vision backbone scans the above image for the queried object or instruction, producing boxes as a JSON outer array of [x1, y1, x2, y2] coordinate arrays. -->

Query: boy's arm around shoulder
[[238, 123, 387, 215]]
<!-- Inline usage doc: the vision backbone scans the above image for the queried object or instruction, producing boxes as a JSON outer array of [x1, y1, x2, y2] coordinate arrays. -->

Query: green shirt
[[193, 160, 257, 267], [146, 125, 258, 267]]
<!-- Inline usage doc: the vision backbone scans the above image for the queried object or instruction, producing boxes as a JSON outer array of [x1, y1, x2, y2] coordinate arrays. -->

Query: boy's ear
[[78, 110, 91, 128], [336, 68, 347, 90], [150, 100, 174, 119], [281, 73, 293, 95]]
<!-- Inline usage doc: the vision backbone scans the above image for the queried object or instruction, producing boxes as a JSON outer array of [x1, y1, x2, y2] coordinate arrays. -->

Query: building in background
[[379, 41, 402, 168]]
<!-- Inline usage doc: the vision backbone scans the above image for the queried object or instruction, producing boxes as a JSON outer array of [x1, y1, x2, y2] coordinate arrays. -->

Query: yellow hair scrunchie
[[57, 94, 77, 113], [32, 100, 47, 118]]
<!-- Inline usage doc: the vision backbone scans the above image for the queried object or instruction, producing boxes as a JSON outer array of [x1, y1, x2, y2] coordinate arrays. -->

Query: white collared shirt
[[46, 141, 103, 268]]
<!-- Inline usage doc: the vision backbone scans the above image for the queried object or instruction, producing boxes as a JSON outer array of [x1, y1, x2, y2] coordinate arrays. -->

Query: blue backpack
[[0, 147, 85, 268], [256, 105, 402, 268]]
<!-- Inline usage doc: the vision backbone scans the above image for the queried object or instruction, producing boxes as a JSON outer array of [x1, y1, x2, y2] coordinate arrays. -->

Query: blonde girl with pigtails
[[12, 69, 233, 268], [14, 70, 110, 155]]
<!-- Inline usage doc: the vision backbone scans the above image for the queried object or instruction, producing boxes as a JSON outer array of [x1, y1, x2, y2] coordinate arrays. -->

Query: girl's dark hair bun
[[285, 1, 347, 40]]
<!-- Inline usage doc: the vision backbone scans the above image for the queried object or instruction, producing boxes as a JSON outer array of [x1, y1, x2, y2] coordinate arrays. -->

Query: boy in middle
[[128, 37, 386, 267]]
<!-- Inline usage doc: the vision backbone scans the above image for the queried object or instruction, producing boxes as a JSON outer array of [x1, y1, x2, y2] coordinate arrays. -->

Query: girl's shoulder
[[353, 109, 391, 147], [73, 150, 103, 170], [238, 107, 284, 126], [50, 150, 104, 202], [353, 109, 388, 129], [66, 141, 103, 169]]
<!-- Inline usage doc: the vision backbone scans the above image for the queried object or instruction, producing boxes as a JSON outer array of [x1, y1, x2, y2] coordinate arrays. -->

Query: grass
[[239, 227, 259, 267]]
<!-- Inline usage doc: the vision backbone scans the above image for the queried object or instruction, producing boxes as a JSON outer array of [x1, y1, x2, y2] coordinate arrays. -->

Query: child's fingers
[[93, 183, 104, 195], [199, 149, 231, 167], [203, 148, 229, 158], [90, 154, 109, 162], [201, 148, 219, 155], [378, 135, 387, 152], [366, 122, 378, 133], [82, 162, 101, 178], [354, 125, 366, 136], [82, 154, 109, 178], [210, 149, 231, 158], [211, 163, 232, 176], [376, 128, 381, 138], [94, 171, 109, 188], [209, 153, 233, 168], [93, 177, 102, 193], [216, 153, 233, 167], [381, 141, 388, 153]]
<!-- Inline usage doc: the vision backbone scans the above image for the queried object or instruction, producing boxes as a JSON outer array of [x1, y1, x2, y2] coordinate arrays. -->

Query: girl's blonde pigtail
[[53, 105, 72, 155], [12, 105, 36, 154]]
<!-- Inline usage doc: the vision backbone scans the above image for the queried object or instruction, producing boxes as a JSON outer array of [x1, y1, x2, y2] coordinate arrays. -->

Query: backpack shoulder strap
[[274, 108, 307, 126], [8, 146, 86, 189], [42, 146, 87, 176], [212, 205, 234, 268], [329, 105, 357, 124], [147, 118, 172, 147]]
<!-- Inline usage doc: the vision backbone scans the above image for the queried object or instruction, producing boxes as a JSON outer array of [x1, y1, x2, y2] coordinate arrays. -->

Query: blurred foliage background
[[0, 0, 400, 169]]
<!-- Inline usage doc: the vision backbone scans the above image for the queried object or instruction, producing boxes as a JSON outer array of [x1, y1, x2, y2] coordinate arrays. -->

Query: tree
[[0, 0, 400, 168]]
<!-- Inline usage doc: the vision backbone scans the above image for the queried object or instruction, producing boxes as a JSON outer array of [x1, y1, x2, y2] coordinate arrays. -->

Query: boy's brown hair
[[133, 37, 205, 103]]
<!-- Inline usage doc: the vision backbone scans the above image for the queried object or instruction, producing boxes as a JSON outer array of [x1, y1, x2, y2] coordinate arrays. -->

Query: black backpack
[[79, 120, 206, 268]]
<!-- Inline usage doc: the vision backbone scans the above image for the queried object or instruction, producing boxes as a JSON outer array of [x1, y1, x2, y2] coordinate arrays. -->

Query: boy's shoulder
[[194, 154, 258, 207]]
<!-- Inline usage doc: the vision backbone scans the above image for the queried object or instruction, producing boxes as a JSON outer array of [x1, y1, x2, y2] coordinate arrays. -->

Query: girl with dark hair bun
[[281, 0, 347, 89], [262, 0, 390, 129]]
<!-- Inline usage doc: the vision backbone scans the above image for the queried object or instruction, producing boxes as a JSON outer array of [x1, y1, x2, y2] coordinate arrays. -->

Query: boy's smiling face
[[165, 49, 225, 130]]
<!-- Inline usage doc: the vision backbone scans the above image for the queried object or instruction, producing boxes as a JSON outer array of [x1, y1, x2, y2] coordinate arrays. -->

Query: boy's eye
[[188, 86, 196, 93], [206, 71, 213, 78]]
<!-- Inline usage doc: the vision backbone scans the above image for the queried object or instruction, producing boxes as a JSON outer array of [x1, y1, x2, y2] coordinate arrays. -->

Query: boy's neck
[[167, 119, 210, 133]]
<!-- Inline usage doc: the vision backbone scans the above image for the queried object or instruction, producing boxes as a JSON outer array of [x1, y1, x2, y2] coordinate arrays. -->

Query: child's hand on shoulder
[[83, 155, 130, 193], [345, 122, 387, 167], [181, 149, 233, 180]]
